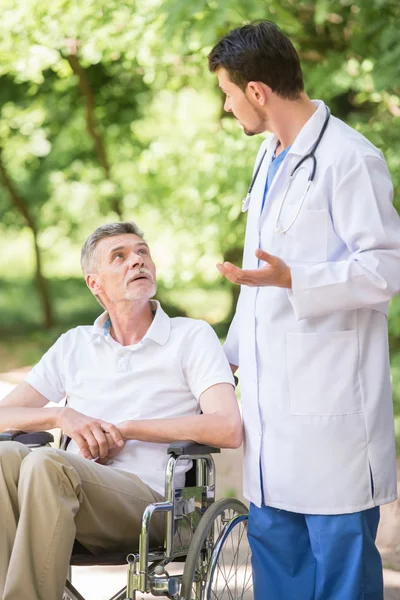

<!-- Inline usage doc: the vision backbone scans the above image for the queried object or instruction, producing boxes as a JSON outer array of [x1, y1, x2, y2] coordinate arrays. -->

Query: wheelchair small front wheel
[[181, 497, 250, 600]]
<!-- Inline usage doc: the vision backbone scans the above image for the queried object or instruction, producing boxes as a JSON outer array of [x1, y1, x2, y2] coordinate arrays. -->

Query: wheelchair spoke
[[215, 562, 236, 600], [222, 518, 246, 590], [182, 498, 250, 600], [241, 570, 254, 596], [239, 543, 251, 598], [216, 547, 251, 595], [207, 515, 253, 599], [213, 519, 246, 597]]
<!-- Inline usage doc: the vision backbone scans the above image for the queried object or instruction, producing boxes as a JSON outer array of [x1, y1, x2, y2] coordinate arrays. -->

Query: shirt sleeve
[[287, 155, 400, 320], [24, 334, 66, 403], [182, 321, 235, 401]]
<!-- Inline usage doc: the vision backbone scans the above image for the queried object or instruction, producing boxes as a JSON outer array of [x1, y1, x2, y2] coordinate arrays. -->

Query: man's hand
[[58, 407, 124, 460], [94, 431, 126, 464], [216, 249, 292, 289]]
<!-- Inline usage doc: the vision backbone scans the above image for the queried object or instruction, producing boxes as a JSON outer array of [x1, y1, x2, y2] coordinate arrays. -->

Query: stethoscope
[[242, 107, 331, 235]]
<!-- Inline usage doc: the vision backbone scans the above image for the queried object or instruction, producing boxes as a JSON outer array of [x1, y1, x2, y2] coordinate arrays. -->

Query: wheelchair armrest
[[0, 430, 54, 445], [167, 441, 221, 456]]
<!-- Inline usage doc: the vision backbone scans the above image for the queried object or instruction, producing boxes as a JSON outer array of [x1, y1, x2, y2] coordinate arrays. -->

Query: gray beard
[[124, 282, 157, 302]]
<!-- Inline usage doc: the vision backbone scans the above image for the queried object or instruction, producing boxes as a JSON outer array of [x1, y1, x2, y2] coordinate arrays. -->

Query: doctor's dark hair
[[208, 21, 304, 100], [81, 221, 144, 276]]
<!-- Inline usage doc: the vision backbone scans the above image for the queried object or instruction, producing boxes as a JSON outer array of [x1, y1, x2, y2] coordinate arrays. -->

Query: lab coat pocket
[[274, 208, 328, 263], [286, 330, 362, 416]]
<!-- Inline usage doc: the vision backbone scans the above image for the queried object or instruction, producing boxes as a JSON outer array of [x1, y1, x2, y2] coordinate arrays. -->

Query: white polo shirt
[[25, 301, 234, 495]]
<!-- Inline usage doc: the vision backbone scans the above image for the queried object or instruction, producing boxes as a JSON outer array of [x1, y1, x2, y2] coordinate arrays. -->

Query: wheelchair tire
[[181, 497, 248, 600]]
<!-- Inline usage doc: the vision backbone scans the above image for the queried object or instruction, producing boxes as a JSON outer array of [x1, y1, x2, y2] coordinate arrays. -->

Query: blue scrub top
[[261, 144, 291, 213], [258, 144, 291, 267]]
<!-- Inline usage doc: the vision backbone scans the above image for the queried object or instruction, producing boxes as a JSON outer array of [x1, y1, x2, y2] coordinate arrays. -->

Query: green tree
[[0, 0, 399, 349]]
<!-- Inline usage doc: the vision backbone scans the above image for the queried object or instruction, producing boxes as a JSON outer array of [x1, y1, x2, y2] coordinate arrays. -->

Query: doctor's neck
[[267, 92, 317, 151]]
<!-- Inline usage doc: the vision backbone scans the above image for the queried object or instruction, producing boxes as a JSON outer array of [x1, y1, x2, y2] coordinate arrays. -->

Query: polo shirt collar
[[90, 300, 171, 346], [266, 100, 328, 158], [144, 300, 171, 346], [92, 311, 111, 339]]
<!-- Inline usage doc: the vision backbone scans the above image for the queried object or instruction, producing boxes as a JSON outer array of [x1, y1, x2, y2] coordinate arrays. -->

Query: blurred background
[[0, 0, 399, 442], [1, 1, 400, 593], [0, 0, 400, 422], [0, 0, 400, 426]]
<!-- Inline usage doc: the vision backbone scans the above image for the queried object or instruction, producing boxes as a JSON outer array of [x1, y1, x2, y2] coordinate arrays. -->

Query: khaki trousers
[[0, 441, 163, 600]]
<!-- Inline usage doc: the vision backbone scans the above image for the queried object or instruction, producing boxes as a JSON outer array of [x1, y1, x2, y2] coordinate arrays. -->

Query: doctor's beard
[[240, 105, 268, 136], [241, 117, 267, 136]]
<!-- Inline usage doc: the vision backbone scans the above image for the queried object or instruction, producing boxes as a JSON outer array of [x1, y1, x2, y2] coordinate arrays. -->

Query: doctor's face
[[217, 68, 267, 136], [87, 234, 157, 306]]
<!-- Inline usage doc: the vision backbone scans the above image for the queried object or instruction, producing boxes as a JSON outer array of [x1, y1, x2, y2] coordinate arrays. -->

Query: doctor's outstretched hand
[[217, 249, 292, 289]]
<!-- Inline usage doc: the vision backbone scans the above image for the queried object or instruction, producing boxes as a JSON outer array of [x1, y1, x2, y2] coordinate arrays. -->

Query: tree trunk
[[0, 150, 54, 329], [66, 46, 123, 219], [32, 228, 54, 329]]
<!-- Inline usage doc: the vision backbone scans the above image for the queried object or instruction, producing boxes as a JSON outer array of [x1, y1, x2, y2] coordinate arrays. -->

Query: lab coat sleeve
[[223, 309, 240, 367], [287, 155, 400, 320]]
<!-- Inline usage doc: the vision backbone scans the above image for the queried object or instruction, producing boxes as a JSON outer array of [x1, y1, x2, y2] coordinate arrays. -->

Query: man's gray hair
[[81, 221, 144, 276]]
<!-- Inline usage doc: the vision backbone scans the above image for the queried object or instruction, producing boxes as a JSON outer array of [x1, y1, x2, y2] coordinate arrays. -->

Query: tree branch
[[0, 148, 54, 328], [0, 148, 36, 232], [66, 46, 123, 217]]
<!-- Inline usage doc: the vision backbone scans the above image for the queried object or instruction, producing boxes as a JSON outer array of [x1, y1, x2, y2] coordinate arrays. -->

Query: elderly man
[[0, 221, 242, 600]]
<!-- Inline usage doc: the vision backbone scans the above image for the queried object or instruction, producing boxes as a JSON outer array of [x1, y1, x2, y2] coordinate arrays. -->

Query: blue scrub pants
[[248, 504, 383, 600]]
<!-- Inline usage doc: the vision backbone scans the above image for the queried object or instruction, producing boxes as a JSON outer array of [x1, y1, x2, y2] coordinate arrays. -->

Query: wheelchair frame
[[125, 444, 217, 599], [0, 432, 251, 600]]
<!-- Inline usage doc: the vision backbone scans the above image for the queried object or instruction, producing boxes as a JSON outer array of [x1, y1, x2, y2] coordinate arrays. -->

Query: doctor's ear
[[246, 81, 269, 106]]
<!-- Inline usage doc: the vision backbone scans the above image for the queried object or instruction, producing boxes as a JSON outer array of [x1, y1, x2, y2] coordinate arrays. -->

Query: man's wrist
[[53, 406, 66, 429], [118, 420, 131, 440]]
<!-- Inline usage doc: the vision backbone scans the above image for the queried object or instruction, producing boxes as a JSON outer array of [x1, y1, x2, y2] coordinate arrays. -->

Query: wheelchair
[[0, 430, 253, 600]]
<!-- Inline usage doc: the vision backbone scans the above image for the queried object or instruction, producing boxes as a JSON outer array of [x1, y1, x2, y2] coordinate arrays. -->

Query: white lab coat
[[225, 100, 400, 513]]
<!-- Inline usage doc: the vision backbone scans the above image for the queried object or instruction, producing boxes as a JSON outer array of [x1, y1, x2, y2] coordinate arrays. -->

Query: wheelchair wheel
[[181, 497, 250, 600], [205, 512, 252, 599]]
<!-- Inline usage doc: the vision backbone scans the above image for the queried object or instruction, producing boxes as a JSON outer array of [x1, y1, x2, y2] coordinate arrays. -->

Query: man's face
[[217, 68, 266, 136], [88, 234, 157, 305]]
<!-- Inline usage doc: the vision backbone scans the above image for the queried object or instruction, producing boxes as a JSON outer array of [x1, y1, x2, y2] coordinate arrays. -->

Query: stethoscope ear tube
[[273, 107, 331, 234], [275, 106, 330, 234], [242, 106, 331, 226], [242, 148, 268, 211], [290, 154, 316, 181]]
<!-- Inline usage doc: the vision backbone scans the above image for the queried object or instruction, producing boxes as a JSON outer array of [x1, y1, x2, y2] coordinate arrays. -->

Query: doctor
[[209, 21, 400, 600]]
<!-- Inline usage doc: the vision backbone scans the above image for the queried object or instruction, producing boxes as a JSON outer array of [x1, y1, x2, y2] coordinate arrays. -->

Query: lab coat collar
[[267, 100, 329, 158], [90, 300, 171, 346]]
